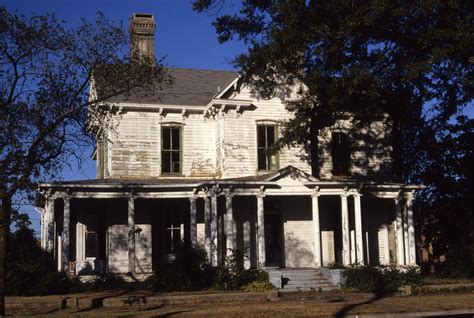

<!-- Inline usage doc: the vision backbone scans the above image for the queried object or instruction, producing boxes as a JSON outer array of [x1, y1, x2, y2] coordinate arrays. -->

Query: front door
[[265, 213, 283, 266]]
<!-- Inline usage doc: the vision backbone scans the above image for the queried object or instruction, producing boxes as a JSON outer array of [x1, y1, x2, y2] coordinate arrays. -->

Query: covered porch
[[37, 166, 420, 277]]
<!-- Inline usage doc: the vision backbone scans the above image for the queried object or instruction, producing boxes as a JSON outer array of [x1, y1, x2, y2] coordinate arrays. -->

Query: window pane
[[267, 126, 275, 146], [85, 232, 97, 258], [172, 128, 180, 150], [258, 149, 267, 170], [332, 132, 351, 176], [257, 126, 266, 147], [172, 151, 180, 173], [162, 151, 171, 173], [163, 128, 171, 150]]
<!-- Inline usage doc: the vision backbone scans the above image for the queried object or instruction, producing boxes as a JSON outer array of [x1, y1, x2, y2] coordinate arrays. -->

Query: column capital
[[340, 192, 349, 198], [189, 195, 197, 202], [257, 186, 266, 198], [311, 187, 320, 198]]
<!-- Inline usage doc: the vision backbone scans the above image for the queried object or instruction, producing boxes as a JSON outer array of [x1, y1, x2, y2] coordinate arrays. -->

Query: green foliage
[[148, 245, 212, 291], [343, 265, 421, 294], [213, 249, 270, 290], [442, 247, 474, 278], [5, 226, 73, 296]]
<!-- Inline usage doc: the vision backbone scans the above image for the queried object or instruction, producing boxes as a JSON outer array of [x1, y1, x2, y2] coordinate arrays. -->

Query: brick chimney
[[129, 13, 155, 65]]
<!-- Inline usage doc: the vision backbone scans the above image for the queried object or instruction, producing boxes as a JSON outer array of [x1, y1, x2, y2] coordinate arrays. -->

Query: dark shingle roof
[[97, 67, 237, 106]]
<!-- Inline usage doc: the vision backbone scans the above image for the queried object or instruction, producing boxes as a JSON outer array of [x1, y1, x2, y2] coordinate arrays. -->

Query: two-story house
[[38, 13, 419, 283]]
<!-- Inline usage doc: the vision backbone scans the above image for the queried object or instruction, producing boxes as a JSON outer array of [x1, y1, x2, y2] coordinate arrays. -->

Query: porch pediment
[[261, 165, 318, 183]]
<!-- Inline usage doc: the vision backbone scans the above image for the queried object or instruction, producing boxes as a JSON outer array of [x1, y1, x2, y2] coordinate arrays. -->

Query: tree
[[193, 0, 473, 180], [0, 7, 167, 315]]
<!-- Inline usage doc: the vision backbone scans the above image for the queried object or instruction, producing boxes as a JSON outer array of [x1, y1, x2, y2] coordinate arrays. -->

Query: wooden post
[[353, 193, 364, 265], [45, 198, 55, 253], [403, 198, 410, 265], [204, 196, 211, 262], [312, 190, 322, 267], [225, 192, 234, 258], [395, 197, 406, 266], [406, 192, 417, 265], [62, 195, 70, 272], [128, 195, 135, 274], [210, 190, 218, 266], [341, 192, 350, 266], [257, 193, 266, 267], [189, 196, 197, 247]]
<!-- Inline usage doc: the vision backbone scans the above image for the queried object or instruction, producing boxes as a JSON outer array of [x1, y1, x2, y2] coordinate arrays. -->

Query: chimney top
[[129, 13, 155, 64]]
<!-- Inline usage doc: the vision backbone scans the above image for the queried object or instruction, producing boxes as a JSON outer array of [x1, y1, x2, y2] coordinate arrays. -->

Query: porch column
[[225, 192, 234, 258], [341, 192, 350, 266], [45, 197, 55, 253], [189, 196, 197, 247], [353, 193, 364, 265], [128, 194, 135, 274], [403, 198, 410, 265], [406, 192, 417, 265], [395, 197, 406, 265], [62, 195, 70, 272], [257, 193, 266, 267], [312, 190, 322, 267], [210, 190, 218, 266], [204, 196, 211, 262]]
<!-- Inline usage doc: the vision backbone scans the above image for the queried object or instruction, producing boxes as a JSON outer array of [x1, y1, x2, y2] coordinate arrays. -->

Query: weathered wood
[[353, 193, 364, 264], [210, 191, 218, 266], [45, 199, 55, 253], [257, 194, 265, 266], [204, 196, 211, 263], [340, 193, 350, 266], [225, 193, 234, 257], [189, 196, 197, 247], [128, 195, 135, 274], [395, 197, 406, 265], [406, 193, 417, 265], [62, 196, 70, 272], [311, 192, 322, 267]]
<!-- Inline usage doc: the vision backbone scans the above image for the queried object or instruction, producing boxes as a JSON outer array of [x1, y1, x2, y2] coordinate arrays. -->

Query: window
[[161, 126, 181, 174], [257, 124, 279, 171], [331, 132, 351, 176]]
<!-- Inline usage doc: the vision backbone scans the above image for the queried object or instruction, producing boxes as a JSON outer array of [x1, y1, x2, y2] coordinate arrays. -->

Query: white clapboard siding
[[322, 231, 335, 266]]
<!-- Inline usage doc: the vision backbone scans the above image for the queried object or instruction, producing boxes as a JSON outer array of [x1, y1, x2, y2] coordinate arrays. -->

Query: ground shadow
[[333, 292, 386, 318]]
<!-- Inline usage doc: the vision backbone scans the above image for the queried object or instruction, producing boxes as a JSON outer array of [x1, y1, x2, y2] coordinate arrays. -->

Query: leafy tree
[[193, 0, 473, 180], [0, 7, 167, 315]]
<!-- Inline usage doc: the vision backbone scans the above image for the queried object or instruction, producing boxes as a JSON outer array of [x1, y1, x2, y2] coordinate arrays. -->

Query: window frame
[[161, 125, 183, 176], [256, 123, 279, 172], [331, 131, 351, 177]]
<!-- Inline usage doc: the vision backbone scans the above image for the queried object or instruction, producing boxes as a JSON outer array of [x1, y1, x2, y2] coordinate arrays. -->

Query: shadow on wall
[[283, 233, 314, 268]]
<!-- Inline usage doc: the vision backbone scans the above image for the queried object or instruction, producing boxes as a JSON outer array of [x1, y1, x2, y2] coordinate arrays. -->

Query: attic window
[[331, 132, 351, 176], [134, 14, 152, 18]]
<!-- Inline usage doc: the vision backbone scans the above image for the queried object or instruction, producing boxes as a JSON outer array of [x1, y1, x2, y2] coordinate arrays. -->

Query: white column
[[403, 198, 410, 265], [406, 193, 417, 265], [381, 224, 390, 265], [189, 196, 197, 247], [128, 195, 135, 274], [312, 192, 322, 267], [210, 191, 218, 266], [204, 196, 211, 262], [257, 194, 266, 267], [395, 197, 406, 265], [341, 193, 350, 266], [62, 196, 70, 272], [225, 192, 234, 258], [353, 193, 364, 265], [45, 198, 55, 253]]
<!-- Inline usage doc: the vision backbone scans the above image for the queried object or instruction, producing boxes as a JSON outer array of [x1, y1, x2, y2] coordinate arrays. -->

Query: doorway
[[265, 213, 284, 267]]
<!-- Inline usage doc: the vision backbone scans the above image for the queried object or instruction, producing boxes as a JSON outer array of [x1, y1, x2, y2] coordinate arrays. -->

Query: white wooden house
[[38, 13, 420, 281]]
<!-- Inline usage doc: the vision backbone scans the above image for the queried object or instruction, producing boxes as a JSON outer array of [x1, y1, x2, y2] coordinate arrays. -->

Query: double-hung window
[[331, 132, 351, 176], [257, 124, 279, 171], [161, 126, 181, 175]]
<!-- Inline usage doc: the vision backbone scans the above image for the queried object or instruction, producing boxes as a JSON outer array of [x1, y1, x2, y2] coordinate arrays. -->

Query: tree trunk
[[0, 193, 11, 317], [309, 118, 320, 179]]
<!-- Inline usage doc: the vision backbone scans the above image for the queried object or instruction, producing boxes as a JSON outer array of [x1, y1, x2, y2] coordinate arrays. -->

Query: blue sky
[[3, 0, 246, 233]]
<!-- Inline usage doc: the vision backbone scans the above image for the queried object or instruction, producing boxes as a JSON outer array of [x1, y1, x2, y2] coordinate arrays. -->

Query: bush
[[213, 249, 270, 290], [442, 247, 474, 278], [148, 244, 212, 291], [344, 265, 421, 294]]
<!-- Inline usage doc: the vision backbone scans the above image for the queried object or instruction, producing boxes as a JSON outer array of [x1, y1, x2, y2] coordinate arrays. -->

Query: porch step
[[266, 268, 337, 292]]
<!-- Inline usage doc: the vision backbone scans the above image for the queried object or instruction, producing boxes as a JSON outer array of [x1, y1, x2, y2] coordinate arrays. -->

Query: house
[[38, 13, 420, 281]]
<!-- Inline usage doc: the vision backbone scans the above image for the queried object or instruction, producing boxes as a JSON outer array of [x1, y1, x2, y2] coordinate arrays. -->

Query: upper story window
[[162, 126, 182, 175], [331, 132, 351, 176], [257, 124, 279, 171]]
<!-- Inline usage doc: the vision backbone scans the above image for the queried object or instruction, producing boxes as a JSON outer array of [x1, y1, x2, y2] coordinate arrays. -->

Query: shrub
[[344, 265, 421, 294], [442, 247, 474, 278], [241, 280, 274, 292]]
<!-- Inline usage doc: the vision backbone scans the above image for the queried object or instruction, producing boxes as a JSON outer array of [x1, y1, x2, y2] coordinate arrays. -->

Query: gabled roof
[[95, 67, 238, 106]]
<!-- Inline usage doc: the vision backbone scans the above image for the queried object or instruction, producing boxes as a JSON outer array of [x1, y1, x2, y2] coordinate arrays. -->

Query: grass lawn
[[7, 290, 474, 317]]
